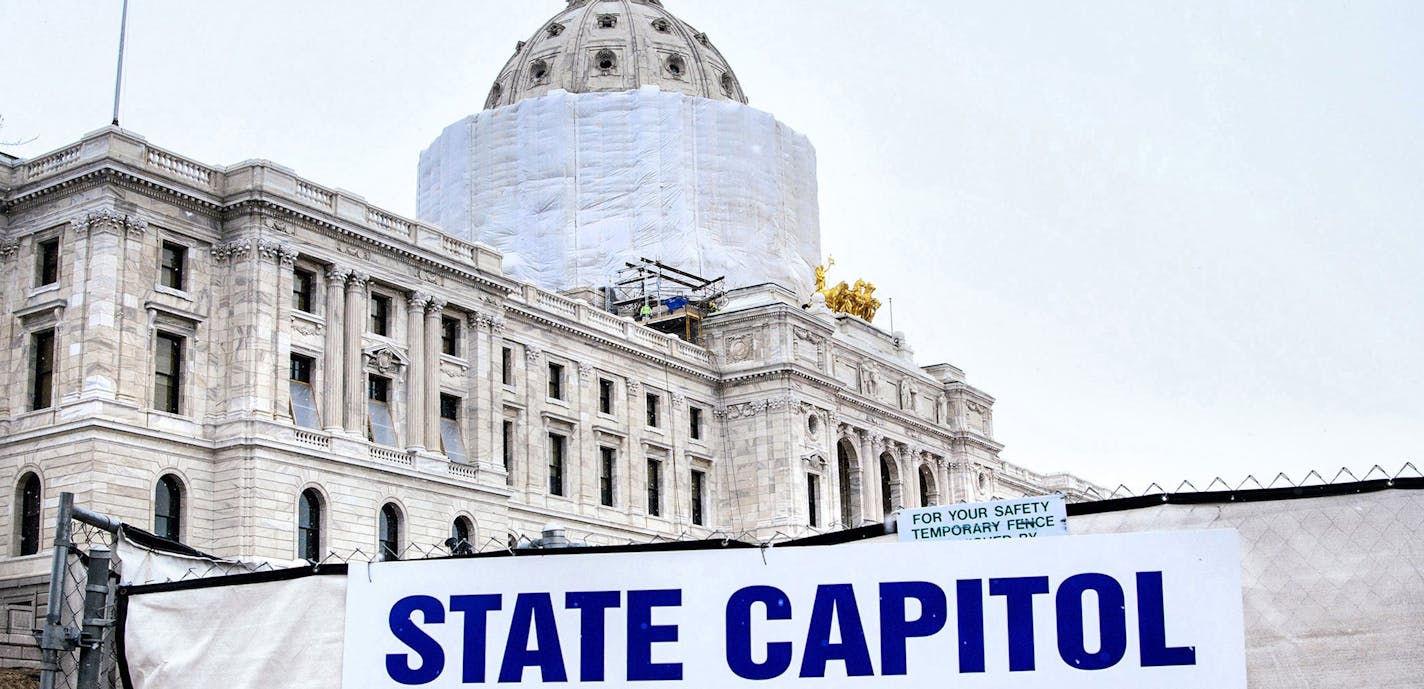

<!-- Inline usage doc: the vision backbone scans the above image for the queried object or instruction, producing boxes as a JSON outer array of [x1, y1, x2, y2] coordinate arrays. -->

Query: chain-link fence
[[36, 495, 120, 689], [40, 464, 1423, 688]]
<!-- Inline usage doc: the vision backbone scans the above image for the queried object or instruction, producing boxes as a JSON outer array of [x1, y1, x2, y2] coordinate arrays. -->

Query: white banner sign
[[343, 530, 1245, 688], [898, 495, 1068, 543]]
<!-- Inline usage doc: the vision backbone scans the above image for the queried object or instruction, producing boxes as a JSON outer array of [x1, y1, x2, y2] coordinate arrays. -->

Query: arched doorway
[[837, 438, 858, 526], [918, 464, 938, 507], [880, 452, 902, 518]]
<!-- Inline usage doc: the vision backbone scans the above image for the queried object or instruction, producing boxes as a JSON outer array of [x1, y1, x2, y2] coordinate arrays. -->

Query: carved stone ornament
[[717, 395, 795, 420], [70, 208, 147, 236], [524, 346, 542, 364], [859, 361, 879, 395], [577, 362, 594, 380], [291, 317, 325, 337], [0, 240, 19, 260], [671, 392, 687, 408], [725, 333, 754, 362], [256, 237, 294, 263], [364, 344, 408, 374], [210, 240, 251, 262]]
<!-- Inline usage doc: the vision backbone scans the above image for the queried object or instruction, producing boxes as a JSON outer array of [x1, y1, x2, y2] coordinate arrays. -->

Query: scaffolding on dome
[[607, 258, 725, 344]]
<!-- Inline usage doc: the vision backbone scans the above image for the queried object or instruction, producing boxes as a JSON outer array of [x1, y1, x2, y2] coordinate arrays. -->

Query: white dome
[[483, 0, 748, 110]]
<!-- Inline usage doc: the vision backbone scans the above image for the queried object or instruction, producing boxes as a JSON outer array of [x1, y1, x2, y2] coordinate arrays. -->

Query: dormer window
[[597, 14, 617, 29], [595, 50, 617, 74], [547, 22, 565, 38], [485, 82, 503, 109], [695, 32, 711, 48], [720, 72, 736, 96], [651, 18, 671, 33], [665, 54, 686, 79], [530, 59, 550, 84]]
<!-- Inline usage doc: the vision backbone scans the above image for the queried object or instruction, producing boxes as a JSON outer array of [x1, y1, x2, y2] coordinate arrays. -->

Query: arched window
[[154, 475, 182, 542], [449, 516, 474, 554], [16, 473, 42, 556], [378, 503, 402, 561], [298, 489, 323, 562]]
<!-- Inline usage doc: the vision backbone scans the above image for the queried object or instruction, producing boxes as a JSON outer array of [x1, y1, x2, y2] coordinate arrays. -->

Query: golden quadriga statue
[[813, 258, 881, 322]]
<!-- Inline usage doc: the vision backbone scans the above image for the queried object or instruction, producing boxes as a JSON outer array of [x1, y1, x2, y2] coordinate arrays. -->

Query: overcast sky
[[3, 1, 1420, 491]]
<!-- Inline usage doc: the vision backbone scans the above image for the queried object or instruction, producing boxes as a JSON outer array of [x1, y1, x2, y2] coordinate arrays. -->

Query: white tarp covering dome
[[417, 1, 821, 297]]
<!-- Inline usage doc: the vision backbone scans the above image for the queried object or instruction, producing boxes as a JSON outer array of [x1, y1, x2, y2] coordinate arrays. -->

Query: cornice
[[504, 303, 719, 383]]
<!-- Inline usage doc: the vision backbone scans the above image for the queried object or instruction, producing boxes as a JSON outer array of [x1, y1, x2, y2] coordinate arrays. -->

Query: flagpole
[[111, 0, 131, 126]]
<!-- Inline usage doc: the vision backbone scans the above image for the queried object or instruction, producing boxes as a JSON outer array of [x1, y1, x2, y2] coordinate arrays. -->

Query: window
[[159, 241, 187, 290], [378, 503, 402, 561], [547, 363, 564, 400], [289, 354, 320, 428], [646, 459, 662, 517], [154, 475, 182, 541], [598, 378, 613, 414], [36, 238, 59, 287], [652, 18, 671, 32], [154, 332, 183, 414], [502, 420, 514, 475], [665, 54, 686, 78], [31, 329, 55, 411], [450, 517, 473, 554], [292, 268, 315, 313], [548, 433, 566, 497], [689, 406, 703, 440], [646, 393, 660, 428], [599, 447, 616, 507], [441, 316, 460, 356], [691, 469, 706, 526], [367, 376, 397, 446], [298, 488, 322, 562], [369, 294, 391, 336], [440, 394, 467, 464], [16, 473, 41, 556], [597, 14, 617, 29], [530, 58, 550, 84], [807, 474, 820, 527], [595, 49, 617, 73], [501, 346, 514, 386]]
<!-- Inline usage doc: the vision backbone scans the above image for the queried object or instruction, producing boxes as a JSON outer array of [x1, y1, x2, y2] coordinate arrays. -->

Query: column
[[405, 291, 428, 451], [0, 241, 18, 417], [424, 298, 445, 451], [861, 432, 879, 523], [321, 267, 346, 431], [343, 272, 368, 434]]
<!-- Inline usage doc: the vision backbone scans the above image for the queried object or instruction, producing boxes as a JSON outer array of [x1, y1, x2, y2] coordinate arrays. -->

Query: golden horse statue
[[813, 257, 881, 322]]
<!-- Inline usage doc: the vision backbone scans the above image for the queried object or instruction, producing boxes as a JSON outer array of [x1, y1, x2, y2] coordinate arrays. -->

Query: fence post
[[38, 491, 76, 689], [77, 545, 113, 689]]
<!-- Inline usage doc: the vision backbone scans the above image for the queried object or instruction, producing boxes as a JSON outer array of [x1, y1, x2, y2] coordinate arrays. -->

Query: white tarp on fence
[[417, 88, 821, 296], [119, 488, 1424, 688]]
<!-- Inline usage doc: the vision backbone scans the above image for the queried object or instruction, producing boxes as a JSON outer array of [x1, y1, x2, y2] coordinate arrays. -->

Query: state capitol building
[[0, 0, 1101, 645]]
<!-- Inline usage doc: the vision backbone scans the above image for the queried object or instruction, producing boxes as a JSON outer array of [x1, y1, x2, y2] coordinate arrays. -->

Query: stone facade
[[0, 127, 1099, 582]]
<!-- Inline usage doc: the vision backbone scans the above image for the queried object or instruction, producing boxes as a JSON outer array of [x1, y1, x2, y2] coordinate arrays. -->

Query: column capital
[[346, 271, 370, 289], [407, 291, 430, 309], [324, 265, 349, 284], [0, 240, 18, 261], [425, 297, 448, 314], [212, 239, 252, 263]]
